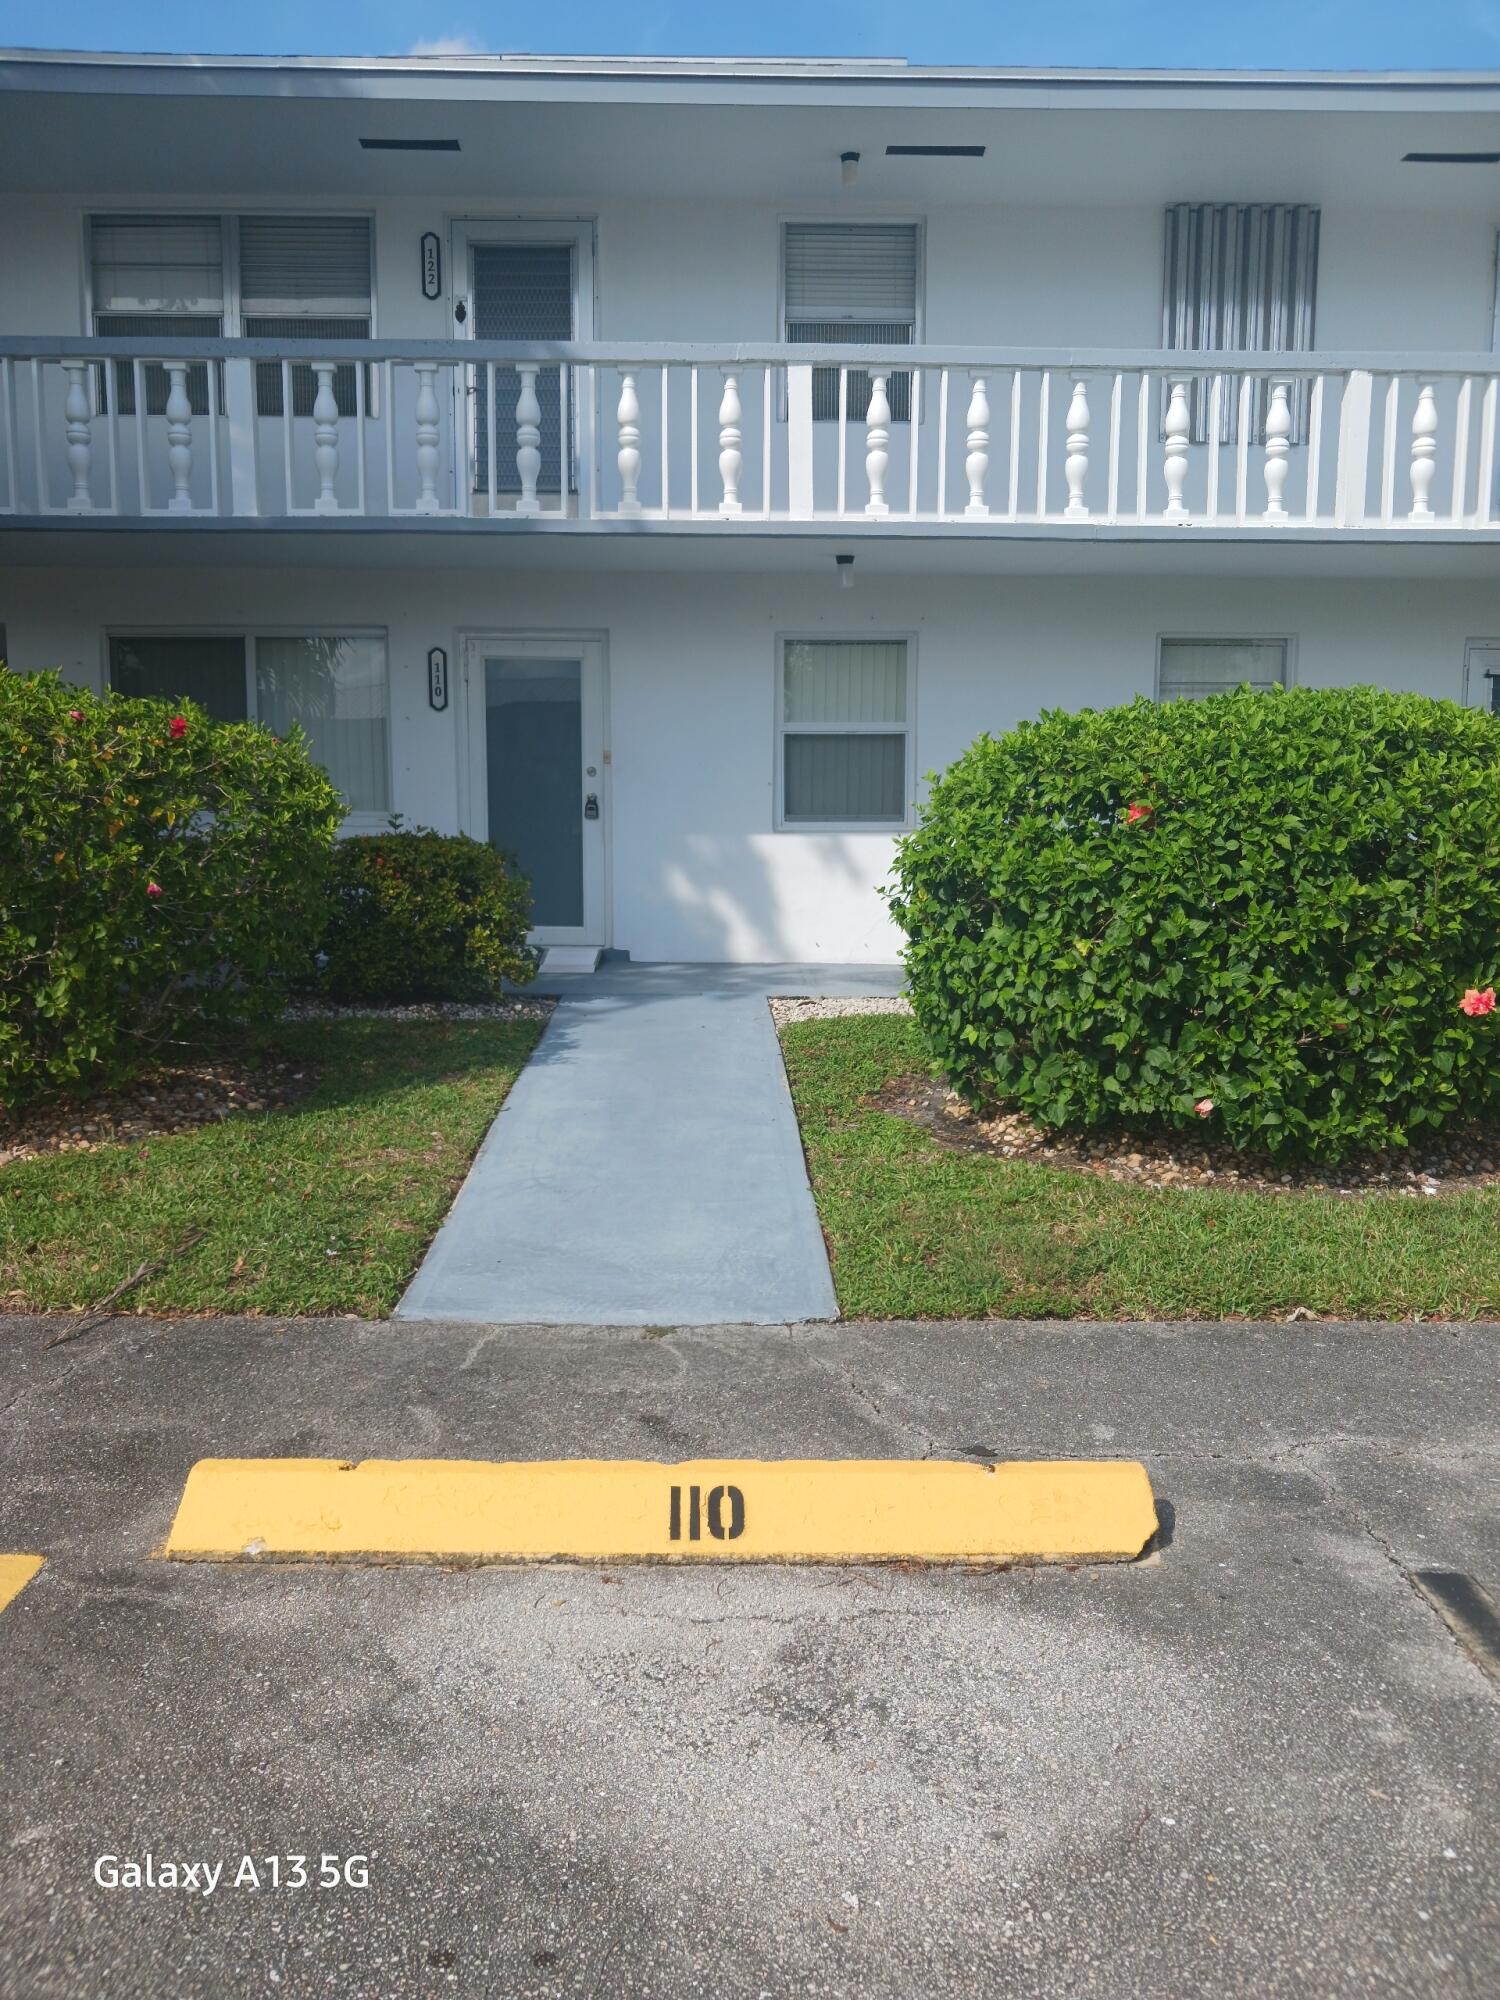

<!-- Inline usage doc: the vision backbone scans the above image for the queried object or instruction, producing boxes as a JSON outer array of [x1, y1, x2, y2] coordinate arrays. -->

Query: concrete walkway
[[396, 962, 905, 1325]]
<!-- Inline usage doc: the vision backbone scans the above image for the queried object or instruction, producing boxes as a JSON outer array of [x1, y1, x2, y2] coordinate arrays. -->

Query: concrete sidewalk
[[396, 962, 903, 1326], [1, 1315, 1498, 1999]]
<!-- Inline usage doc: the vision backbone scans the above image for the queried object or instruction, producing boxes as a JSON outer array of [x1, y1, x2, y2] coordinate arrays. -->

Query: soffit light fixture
[[360, 137, 462, 151], [841, 150, 861, 187], [836, 553, 855, 590]]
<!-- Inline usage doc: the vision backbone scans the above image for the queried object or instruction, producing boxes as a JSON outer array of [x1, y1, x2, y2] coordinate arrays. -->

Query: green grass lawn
[[0, 1016, 545, 1318], [781, 1015, 1500, 1320]]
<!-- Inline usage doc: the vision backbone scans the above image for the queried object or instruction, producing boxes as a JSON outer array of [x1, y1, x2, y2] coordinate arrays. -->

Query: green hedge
[[889, 685, 1500, 1162], [1, 670, 341, 1111], [313, 829, 537, 1002]]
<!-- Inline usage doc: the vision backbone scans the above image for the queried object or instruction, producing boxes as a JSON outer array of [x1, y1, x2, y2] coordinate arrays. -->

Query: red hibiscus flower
[[1460, 986, 1496, 1017], [146, 881, 163, 900], [168, 715, 188, 740], [1125, 802, 1152, 824]]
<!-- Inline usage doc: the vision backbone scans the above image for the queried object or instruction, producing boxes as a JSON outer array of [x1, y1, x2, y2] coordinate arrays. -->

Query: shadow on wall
[[657, 831, 900, 963]]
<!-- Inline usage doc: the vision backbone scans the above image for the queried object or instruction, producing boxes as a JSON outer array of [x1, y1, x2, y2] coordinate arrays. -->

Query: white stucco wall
[[4, 561, 1497, 962], [2, 191, 1496, 354]]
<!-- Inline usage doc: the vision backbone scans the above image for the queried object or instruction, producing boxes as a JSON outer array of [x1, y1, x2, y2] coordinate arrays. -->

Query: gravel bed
[[875, 1073, 1500, 1199], [283, 998, 557, 1023], [770, 995, 912, 1026], [0, 1056, 311, 1168]]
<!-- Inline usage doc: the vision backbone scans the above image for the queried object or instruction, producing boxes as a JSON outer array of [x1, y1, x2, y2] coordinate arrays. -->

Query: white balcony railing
[[2, 336, 1498, 534]]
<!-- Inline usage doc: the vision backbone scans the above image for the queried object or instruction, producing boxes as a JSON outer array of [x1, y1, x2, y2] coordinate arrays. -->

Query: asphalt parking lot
[[1, 1313, 1497, 1999]]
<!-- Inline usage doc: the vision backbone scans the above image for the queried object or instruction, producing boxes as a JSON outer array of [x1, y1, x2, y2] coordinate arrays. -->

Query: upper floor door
[[450, 220, 594, 511]]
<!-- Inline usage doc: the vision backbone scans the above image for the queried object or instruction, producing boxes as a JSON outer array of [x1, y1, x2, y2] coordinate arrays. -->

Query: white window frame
[[773, 631, 918, 833], [1155, 633, 1296, 702], [776, 217, 926, 425], [1464, 636, 1500, 712], [101, 624, 392, 829]]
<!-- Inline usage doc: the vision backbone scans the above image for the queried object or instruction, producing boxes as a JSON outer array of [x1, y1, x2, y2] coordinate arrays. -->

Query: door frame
[[447, 218, 597, 508], [459, 629, 611, 951]]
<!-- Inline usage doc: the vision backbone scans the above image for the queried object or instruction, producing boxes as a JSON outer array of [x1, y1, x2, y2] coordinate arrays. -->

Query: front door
[[450, 221, 593, 509], [465, 635, 607, 949]]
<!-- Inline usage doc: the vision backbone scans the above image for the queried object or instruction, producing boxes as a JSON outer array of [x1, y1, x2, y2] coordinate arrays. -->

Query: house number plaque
[[420, 231, 442, 300], [427, 646, 449, 711]]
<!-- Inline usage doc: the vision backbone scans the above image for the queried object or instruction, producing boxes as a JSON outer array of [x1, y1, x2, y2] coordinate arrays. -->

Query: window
[[240, 215, 373, 418], [1158, 638, 1289, 702], [107, 632, 389, 813], [783, 223, 918, 422], [89, 211, 373, 418], [1465, 639, 1500, 714], [778, 639, 910, 826], [1162, 204, 1319, 443], [91, 214, 224, 416]]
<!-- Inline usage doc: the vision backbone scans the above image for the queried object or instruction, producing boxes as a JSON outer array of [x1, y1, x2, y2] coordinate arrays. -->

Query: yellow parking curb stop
[[164, 1456, 1158, 1565], [0, 1555, 45, 1614]]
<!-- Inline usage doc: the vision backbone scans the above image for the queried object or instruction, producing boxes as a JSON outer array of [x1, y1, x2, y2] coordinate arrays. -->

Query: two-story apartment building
[[2, 48, 1498, 964]]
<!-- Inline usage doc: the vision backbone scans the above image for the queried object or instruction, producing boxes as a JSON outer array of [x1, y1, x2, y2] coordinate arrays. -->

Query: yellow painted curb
[[0, 1555, 45, 1614], [164, 1457, 1157, 1565]]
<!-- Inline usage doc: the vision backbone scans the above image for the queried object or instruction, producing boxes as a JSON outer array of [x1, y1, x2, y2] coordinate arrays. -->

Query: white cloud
[[407, 34, 485, 56]]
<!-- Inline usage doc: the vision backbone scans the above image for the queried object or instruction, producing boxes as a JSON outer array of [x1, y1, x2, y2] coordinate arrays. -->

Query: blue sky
[[4, 1, 1500, 70]]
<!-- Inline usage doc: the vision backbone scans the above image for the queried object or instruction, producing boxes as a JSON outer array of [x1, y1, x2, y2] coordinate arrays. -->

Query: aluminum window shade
[[1158, 639, 1288, 702], [784, 225, 917, 423], [1162, 204, 1319, 444], [471, 244, 573, 494], [239, 218, 373, 419], [238, 216, 372, 315]]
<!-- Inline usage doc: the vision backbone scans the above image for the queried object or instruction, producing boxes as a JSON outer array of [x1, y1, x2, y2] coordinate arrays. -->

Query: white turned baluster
[[515, 365, 542, 516], [312, 363, 340, 515], [164, 361, 193, 513], [964, 375, 990, 517], [1409, 382, 1438, 522], [1263, 380, 1292, 520], [1163, 379, 1191, 520], [616, 372, 642, 517], [717, 371, 743, 517], [413, 362, 441, 515], [62, 362, 93, 512], [864, 373, 891, 517], [1063, 376, 1090, 520]]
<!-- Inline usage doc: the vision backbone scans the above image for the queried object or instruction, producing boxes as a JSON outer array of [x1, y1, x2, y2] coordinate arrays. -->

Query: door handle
[[584, 793, 600, 821]]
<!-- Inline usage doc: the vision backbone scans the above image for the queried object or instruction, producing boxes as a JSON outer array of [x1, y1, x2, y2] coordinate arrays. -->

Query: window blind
[[780, 640, 910, 825], [91, 215, 223, 314], [1158, 638, 1288, 702], [784, 224, 918, 423], [1162, 204, 1319, 444]]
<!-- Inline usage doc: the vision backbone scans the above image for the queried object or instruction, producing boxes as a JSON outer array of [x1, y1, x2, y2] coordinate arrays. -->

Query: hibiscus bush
[[1, 670, 343, 1111], [312, 828, 537, 1003], [889, 685, 1500, 1162]]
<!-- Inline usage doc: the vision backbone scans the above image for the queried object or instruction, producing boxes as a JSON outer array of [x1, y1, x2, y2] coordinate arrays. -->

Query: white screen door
[[464, 635, 606, 948], [450, 221, 593, 510]]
